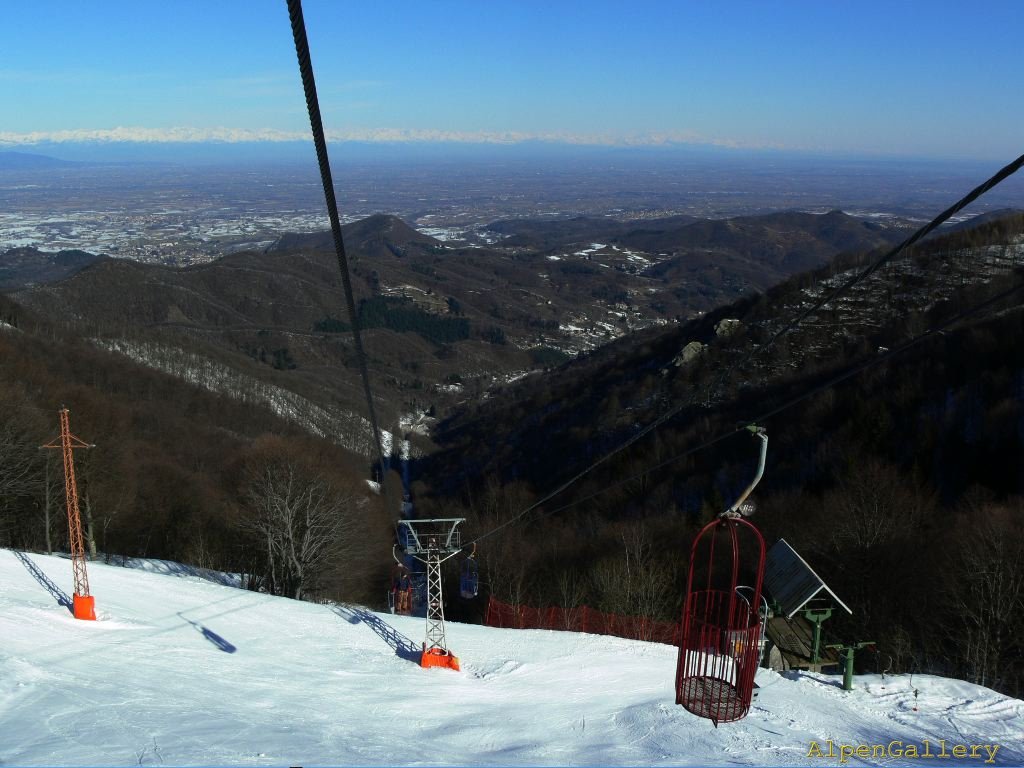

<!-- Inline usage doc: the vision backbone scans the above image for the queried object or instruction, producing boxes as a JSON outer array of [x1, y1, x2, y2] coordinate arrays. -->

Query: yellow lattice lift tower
[[42, 407, 96, 620]]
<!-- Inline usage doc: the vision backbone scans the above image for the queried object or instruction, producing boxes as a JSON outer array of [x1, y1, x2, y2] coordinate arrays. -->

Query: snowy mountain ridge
[[2, 549, 1022, 766]]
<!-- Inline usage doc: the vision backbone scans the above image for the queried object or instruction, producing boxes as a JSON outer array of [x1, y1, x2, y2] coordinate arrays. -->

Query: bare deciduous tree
[[827, 458, 931, 554], [0, 389, 47, 548], [821, 458, 934, 631], [944, 497, 1024, 694], [0, 410, 43, 498], [36, 451, 64, 554], [591, 526, 676, 639], [239, 450, 363, 601], [481, 534, 532, 609], [555, 568, 587, 630]]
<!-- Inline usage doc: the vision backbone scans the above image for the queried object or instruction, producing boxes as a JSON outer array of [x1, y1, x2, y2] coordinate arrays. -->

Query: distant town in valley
[[2, 148, 1021, 266]]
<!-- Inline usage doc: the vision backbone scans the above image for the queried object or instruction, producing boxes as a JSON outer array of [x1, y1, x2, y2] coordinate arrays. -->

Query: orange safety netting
[[485, 597, 680, 646]]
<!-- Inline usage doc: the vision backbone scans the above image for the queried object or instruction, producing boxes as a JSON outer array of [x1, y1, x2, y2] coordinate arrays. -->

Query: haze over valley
[[4, 148, 1022, 264], [3, 2, 1024, 762]]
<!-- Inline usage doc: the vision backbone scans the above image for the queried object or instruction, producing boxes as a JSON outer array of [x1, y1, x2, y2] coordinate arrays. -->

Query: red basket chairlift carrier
[[675, 427, 768, 726]]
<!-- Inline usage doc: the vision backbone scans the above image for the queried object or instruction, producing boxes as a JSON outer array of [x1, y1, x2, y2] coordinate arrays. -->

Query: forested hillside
[[417, 213, 1024, 697], [7, 210, 914, 435], [2, 211, 1022, 698], [0, 296, 393, 605]]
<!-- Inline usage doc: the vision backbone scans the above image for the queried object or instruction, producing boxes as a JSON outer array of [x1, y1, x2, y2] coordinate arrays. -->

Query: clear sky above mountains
[[2, 0, 1021, 161]]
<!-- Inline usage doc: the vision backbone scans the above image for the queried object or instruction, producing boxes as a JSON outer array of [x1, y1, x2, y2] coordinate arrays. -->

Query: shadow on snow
[[332, 604, 420, 663], [13, 551, 72, 613], [177, 613, 238, 653]]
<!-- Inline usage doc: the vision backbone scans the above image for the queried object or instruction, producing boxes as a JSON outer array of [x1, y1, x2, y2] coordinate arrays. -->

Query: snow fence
[[485, 597, 680, 645]]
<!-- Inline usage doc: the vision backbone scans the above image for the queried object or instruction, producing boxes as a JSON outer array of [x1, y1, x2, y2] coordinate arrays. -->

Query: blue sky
[[1, 0, 1021, 160]]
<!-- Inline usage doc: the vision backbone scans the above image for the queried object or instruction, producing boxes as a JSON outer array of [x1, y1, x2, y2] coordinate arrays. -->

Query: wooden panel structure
[[764, 539, 852, 618], [764, 615, 841, 672]]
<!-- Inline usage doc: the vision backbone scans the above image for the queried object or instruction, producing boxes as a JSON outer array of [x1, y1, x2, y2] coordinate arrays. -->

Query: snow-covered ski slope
[[1, 550, 1022, 767]]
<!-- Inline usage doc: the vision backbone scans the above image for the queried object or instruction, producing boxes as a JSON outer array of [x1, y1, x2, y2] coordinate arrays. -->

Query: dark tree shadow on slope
[[109, 555, 241, 587], [13, 551, 72, 613], [333, 605, 421, 663]]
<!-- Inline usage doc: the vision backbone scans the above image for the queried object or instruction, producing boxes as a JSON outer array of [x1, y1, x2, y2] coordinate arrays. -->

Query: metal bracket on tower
[[723, 425, 768, 519]]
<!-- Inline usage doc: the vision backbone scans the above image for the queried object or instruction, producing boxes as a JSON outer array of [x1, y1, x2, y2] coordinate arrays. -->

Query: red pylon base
[[421, 648, 459, 671], [73, 594, 96, 621]]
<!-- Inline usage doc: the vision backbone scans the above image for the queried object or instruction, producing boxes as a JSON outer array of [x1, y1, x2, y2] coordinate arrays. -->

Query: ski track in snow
[[1, 550, 1022, 766]]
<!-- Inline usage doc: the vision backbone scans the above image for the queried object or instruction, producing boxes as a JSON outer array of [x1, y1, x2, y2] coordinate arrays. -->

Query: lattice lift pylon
[[397, 518, 465, 671], [41, 407, 96, 621]]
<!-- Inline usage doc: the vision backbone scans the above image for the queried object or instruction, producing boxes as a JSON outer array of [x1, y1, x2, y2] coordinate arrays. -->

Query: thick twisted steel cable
[[286, 0, 391, 496]]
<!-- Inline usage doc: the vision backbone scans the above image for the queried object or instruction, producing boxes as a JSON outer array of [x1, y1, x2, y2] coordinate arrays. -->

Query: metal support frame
[[804, 607, 833, 665], [826, 641, 875, 691], [396, 518, 465, 669], [423, 540, 447, 653], [41, 408, 96, 620], [400, 518, 463, 555]]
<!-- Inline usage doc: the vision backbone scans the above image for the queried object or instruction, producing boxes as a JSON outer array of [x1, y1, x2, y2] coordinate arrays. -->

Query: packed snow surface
[[1, 550, 1022, 766]]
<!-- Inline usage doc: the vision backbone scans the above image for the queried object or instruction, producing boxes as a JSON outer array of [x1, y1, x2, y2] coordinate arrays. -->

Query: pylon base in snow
[[421, 648, 459, 671], [73, 594, 96, 621]]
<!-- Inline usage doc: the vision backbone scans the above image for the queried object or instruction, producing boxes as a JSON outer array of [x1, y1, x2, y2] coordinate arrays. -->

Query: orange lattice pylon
[[42, 407, 97, 620]]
